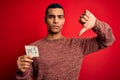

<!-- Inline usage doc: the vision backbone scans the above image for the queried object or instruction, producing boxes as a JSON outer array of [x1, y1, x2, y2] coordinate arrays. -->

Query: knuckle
[[23, 55, 26, 59]]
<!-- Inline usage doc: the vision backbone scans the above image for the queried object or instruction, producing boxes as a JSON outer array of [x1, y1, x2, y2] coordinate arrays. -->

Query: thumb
[[78, 28, 87, 36]]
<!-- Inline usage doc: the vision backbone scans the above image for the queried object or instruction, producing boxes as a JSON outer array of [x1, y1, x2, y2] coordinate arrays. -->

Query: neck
[[46, 32, 63, 40]]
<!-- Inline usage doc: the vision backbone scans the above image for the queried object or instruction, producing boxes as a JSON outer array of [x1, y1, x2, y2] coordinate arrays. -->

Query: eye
[[58, 15, 64, 19], [48, 15, 54, 19]]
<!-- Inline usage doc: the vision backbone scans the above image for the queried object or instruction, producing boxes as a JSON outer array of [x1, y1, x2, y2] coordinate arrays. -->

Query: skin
[[17, 8, 96, 73], [45, 8, 65, 40], [17, 55, 33, 72], [79, 10, 96, 36]]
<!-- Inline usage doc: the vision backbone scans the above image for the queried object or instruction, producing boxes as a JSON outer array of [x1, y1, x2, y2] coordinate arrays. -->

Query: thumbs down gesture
[[79, 10, 96, 36]]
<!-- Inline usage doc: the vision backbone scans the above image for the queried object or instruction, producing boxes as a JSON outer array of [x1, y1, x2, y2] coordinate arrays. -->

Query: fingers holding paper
[[17, 55, 33, 72]]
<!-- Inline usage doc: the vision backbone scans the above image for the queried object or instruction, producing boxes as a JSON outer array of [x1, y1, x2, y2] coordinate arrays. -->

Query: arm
[[16, 67, 33, 80], [93, 19, 115, 48], [80, 19, 115, 55], [79, 10, 115, 55]]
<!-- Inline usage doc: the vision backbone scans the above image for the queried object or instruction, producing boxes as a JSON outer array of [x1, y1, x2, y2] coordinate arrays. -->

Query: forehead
[[47, 8, 64, 15]]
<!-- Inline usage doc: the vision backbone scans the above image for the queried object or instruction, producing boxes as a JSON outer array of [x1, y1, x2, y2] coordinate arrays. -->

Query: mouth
[[52, 26, 59, 29]]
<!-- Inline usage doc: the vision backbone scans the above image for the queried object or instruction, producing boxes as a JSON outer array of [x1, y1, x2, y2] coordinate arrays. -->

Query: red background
[[0, 0, 120, 80]]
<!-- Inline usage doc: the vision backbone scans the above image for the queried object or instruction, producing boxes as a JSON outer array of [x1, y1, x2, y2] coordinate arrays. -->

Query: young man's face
[[45, 8, 65, 34]]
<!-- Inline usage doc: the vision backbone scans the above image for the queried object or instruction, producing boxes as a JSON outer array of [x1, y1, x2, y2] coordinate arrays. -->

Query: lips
[[52, 26, 59, 29]]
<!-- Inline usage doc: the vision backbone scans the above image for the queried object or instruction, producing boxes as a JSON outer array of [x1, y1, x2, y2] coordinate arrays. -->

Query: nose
[[53, 17, 58, 24]]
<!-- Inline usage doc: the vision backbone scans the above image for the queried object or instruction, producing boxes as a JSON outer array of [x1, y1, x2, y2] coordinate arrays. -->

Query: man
[[16, 3, 115, 80]]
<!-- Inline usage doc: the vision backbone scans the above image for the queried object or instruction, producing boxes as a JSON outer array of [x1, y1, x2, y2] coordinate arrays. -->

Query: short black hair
[[45, 3, 64, 17]]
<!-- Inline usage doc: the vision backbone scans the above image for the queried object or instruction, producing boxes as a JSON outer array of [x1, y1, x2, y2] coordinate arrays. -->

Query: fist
[[79, 10, 96, 36]]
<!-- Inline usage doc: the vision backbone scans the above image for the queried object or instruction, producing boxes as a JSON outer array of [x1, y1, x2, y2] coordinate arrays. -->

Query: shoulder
[[29, 38, 46, 46], [68, 37, 96, 44], [64, 37, 85, 45]]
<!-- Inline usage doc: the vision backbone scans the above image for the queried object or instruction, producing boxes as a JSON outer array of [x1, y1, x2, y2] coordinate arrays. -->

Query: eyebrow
[[58, 15, 64, 17], [48, 14, 64, 16]]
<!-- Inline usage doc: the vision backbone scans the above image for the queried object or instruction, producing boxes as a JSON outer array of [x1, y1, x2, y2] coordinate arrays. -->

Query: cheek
[[46, 20, 52, 26]]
